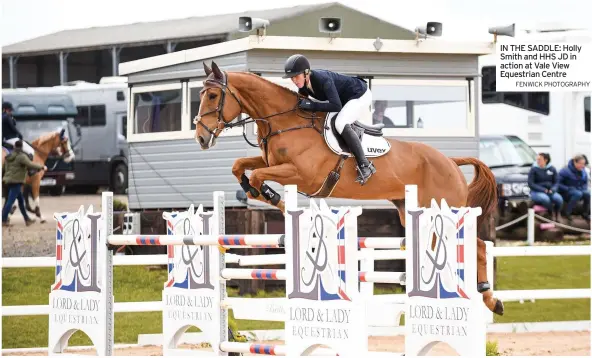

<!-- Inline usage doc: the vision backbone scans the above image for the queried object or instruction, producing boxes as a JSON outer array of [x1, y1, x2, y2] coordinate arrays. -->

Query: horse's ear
[[59, 128, 65, 139], [211, 61, 224, 80], [203, 62, 212, 76]]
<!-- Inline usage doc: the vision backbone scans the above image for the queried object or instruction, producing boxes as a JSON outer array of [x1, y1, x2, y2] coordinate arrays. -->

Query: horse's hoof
[[477, 281, 490, 293], [494, 300, 504, 316]]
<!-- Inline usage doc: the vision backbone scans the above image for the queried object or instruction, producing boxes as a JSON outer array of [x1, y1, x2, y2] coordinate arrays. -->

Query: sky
[[1, 0, 590, 47]]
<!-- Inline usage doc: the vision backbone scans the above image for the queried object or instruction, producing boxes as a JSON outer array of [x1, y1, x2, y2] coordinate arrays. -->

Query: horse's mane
[[235, 72, 301, 99], [32, 131, 59, 146]]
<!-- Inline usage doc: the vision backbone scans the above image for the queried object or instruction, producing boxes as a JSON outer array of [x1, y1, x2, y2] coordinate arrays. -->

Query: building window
[[585, 96, 590, 133], [132, 87, 182, 134], [370, 79, 472, 136], [189, 85, 203, 130], [481, 65, 550, 115]]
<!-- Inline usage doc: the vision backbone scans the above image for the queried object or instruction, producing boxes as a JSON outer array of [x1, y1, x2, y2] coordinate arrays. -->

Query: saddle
[[323, 113, 391, 158]]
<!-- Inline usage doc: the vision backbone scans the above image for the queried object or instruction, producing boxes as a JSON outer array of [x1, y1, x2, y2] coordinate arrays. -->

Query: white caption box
[[495, 42, 592, 92]]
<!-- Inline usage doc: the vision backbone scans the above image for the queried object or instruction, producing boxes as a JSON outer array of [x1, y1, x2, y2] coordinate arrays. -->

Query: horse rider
[[3, 101, 35, 159], [282, 54, 376, 185]]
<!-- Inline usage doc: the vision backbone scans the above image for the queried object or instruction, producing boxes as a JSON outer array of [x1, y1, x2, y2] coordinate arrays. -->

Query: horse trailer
[[24, 77, 130, 194]]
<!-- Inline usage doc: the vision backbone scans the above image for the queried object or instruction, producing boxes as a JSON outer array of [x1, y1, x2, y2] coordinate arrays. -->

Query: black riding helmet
[[2, 101, 13, 111], [282, 54, 310, 79]]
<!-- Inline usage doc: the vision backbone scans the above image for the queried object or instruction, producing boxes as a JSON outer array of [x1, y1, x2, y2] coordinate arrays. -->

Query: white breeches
[[5, 138, 34, 156], [334, 87, 373, 134]]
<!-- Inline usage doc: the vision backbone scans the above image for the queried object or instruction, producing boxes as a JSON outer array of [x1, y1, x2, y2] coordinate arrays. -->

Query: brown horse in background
[[194, 62, 503, 316], [2, 129, 75, 223]]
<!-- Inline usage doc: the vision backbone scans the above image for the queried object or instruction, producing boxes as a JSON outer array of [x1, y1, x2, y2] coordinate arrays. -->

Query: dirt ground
[[2, 192, 128, 257], [3, 332, 590, 356]]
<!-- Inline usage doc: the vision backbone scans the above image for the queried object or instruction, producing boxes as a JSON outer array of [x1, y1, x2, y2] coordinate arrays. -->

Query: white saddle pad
[[322, 112, 391, 158]]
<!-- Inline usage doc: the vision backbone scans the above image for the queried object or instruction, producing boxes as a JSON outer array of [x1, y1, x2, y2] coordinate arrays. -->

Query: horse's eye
[[209, 93, 217, 100]]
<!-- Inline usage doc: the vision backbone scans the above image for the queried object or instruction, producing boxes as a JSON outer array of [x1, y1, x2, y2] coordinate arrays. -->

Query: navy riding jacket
[[527, 163, 559, 193], [558, 159, 589, 192], [298, 70, 367, 112], [2, 112, 23, 141]]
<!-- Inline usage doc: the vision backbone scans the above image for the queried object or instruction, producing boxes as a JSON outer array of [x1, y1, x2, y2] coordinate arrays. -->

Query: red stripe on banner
[[338, 287, 351, 302], [457, 245, 464, 263], [57, 222, 63, 231], [166, 279, 174, 287], [457, 286, 468, 299], [359, 272, 367, 282], [337, 245, 345, 264], [338, 215, 345, 229], [168, 245, 174, 258], [56, 245, 62, 260], [358, 237, 367, 248], [53, 279, 62, 291]]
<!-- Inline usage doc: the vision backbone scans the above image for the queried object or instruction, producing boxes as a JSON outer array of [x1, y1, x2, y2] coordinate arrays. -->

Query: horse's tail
[[451, 157, 498, 235]]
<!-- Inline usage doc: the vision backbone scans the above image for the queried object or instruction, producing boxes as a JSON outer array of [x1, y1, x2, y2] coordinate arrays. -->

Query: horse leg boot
[[340, 124, 375, 185], [232, 156, 269, 198], [248, 163, 301, 214], [477, 238, 504, 315]]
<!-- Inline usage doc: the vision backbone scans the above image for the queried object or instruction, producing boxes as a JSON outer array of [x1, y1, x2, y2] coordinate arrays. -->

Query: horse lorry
[[26, 77, 129, 194], [1, 89, 81, 196]]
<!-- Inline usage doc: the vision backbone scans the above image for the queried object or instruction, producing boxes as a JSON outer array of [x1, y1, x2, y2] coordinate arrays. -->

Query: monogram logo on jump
[[52, 206, 102, 293], [165, 205, 214, 290], [288, 201, 351, 301], [408, 201, 470, 300]]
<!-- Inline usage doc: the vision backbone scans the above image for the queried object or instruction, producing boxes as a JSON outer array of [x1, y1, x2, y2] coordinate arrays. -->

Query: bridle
[[26, 129, 76, 170], [194, 71, 324, 164]]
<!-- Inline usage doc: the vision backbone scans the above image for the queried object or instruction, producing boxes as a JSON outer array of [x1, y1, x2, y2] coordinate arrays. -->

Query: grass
[[2, 254, 590, 349]]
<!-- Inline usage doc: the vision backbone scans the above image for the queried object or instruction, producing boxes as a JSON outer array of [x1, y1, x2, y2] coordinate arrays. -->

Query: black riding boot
[[341, 124, 376, 185]]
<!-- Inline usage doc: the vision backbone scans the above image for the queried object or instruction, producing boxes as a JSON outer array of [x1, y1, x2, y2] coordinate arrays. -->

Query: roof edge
[[120, 35, 495, 76], [119, 36, 252, 75]]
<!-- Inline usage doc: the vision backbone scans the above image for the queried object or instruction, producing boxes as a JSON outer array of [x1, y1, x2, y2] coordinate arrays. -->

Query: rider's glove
[[298, 98, 315, 111]]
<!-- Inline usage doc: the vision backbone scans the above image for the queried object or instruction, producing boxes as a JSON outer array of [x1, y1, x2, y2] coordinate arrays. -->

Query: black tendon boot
[[340, 124, 376, 185]]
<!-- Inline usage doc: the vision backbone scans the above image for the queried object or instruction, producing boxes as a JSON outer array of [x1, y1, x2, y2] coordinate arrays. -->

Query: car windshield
[[479, 136, 537, 168], [15, 119, 70, 143]]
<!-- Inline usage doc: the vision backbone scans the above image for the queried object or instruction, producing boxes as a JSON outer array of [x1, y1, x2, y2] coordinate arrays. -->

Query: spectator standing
[[527, 153, 563, 221], [2, 140, 46, 226], [558, 154, 590, 222]]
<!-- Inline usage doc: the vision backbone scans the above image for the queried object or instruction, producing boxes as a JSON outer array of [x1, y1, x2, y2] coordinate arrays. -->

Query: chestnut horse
[[2, 129, 75, 223], [194, 62, 503, 316]]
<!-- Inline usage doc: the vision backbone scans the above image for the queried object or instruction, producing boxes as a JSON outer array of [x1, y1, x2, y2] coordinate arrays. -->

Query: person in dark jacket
[[558, 154, 590, 221], [2, 140, 46, 226], [528, 153, 563, 220], [2, 101, 35, 158], [282, 54, 376, 185]]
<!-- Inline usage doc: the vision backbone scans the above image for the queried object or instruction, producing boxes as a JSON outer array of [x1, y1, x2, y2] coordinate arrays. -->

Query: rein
[[194, 71, 325, 164]]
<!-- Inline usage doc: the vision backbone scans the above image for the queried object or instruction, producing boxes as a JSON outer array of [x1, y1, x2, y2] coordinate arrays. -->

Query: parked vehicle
[[26, 77, 129, 194], [479, 134, 538, 231], [1, 90, 81, 196]]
